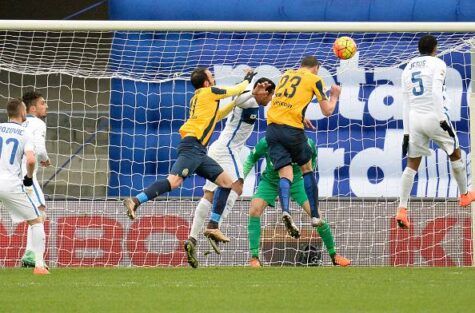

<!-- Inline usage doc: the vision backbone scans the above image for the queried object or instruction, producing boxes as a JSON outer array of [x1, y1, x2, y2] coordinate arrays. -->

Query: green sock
[[248, 216, 261, 258], [317, 221, 336, 257]]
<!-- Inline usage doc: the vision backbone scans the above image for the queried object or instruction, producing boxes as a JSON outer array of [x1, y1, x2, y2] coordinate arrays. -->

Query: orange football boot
[[396, 208, 410, 229], [33, 267, 50, 275], [332, 254, 351, 267], [459, 191, 475, 207], [249, 257, 262, 268]]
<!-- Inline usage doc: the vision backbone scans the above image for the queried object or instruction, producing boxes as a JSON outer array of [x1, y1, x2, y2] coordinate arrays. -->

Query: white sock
[[219, 190, 239, 227], [30, 223, 46, 268], [26, 225, 33, 252], [399, 167, 417, 208], [451, 158, 468, 195], [190, 198, 212, 240]]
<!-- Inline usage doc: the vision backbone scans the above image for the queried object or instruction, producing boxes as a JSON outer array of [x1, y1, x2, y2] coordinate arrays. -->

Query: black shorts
[[265, 123, 312, 170], [170, 137, 224, 182]]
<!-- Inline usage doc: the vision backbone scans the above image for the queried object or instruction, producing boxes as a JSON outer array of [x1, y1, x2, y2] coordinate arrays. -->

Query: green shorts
[[252, 177, 308, 207]]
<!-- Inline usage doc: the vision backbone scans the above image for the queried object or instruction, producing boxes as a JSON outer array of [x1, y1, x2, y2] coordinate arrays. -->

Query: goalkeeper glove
[[23, 175, 33, 187], [243, 71, 257, 83], [402, 135, 409, 158], [440, 120, 455, 138]]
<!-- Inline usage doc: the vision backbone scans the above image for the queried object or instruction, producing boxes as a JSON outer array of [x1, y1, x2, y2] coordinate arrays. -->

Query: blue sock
[[278, 178, 291, 214], [139, 179, 172, 203], [136, 192, 149, 204], [210, 187, 231, 223], [303, 172, 319, 218]]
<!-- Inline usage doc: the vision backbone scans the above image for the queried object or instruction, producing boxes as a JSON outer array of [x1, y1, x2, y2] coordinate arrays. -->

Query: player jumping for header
[[265, 56, 341, 238], [396, 35, 475, 229]]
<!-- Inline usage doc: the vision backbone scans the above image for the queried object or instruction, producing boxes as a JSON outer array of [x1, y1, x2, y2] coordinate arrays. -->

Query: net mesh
[[0, 28, 473, 267]]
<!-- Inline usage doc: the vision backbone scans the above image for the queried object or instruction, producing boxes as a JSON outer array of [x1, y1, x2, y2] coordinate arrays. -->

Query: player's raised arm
[[316, 82, 341, 117], [211, 70, 257, 100], [216, 80, 272, 121], [243, 138, 268, 178]]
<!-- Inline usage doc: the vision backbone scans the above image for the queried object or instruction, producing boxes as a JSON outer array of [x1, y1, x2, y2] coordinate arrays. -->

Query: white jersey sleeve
[[235, 90, 254, 108]]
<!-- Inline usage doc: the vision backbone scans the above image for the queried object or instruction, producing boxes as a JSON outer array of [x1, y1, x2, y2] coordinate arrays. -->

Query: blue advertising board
[[108, 32, 471, 198]]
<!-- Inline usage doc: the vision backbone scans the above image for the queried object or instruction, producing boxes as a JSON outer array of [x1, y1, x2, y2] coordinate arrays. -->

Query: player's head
[[191, 67, 215, 89], [300, 56, 321, 74], [253, 77, 276, 106], [6, 98, 27, 122], [22, 91, 48, 118], [418, 35, 438, 56]]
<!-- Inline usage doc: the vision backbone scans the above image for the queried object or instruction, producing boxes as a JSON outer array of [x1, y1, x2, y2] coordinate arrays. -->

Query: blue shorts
[[265, 123, 312, 170], [170, 137, 224, 182]]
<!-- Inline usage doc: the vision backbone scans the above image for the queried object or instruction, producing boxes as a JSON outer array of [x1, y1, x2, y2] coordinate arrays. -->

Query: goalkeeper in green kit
[[243, 136, 351, 267]]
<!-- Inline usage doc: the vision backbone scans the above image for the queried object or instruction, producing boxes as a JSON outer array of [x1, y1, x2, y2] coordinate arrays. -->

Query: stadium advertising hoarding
[[108, 33, 470, 199], [0, 200, 470, 267]]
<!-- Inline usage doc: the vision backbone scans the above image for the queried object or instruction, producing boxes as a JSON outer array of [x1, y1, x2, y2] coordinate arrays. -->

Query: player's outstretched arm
[[319, 85, 341, 117], [216, 99, 237, 121], [216, 80, 271, 121], [212, 70, 258, 100], [243, 138, 268, 178]]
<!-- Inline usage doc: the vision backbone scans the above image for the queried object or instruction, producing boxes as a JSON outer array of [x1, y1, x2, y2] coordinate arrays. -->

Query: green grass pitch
[[1, 267, 474, 313]]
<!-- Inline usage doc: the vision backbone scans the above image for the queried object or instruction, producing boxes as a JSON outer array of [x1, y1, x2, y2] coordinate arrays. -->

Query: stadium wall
[[109, 0, 475, 22]]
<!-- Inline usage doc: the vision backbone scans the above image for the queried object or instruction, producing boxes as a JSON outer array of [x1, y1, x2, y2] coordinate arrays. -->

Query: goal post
[[0, 20, 474, 267]]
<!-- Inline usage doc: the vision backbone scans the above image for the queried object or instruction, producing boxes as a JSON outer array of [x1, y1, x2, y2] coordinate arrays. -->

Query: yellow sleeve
[[215, 99, 236, 121], [210, 80, 250, 100], [312, 76, 327, 102]]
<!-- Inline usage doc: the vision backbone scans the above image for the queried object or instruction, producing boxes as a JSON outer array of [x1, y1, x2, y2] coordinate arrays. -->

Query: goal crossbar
[[0, 20, 475, 32]]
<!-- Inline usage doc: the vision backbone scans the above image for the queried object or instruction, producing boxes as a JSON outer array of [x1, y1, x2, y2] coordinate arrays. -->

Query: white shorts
[[24, 178, 46, 208], [0, 187, 40, 224], [203, 142, 243, 192], [408, 113, 459, 158]]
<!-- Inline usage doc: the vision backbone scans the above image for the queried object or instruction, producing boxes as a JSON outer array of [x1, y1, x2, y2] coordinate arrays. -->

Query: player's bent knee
[[278, 165, 293, 182], [203, 190, 214, 202], [214, 172, 233, 188], [300, 160, 313, 173], [407, 157, 422, 171], [449, 148, 462, 161], [249, 198, 266, 217], [167, 175, 183, 189]]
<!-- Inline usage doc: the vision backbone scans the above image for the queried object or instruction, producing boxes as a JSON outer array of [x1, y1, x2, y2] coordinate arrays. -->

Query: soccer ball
[[333, 36, 357, 60]]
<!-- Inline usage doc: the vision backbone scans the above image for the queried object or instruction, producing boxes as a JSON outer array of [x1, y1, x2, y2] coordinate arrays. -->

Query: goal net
[[0, 22, 473, 267]]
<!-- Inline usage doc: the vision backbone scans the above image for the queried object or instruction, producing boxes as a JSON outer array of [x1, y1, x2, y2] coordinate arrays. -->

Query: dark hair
[[6, 98, 24, 118], [301, 56, 321, 68], [418, 35, 437, 55], [22, 91, 43, 111], [191, 67, 209, 89], [254, 77, 276, 93]]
